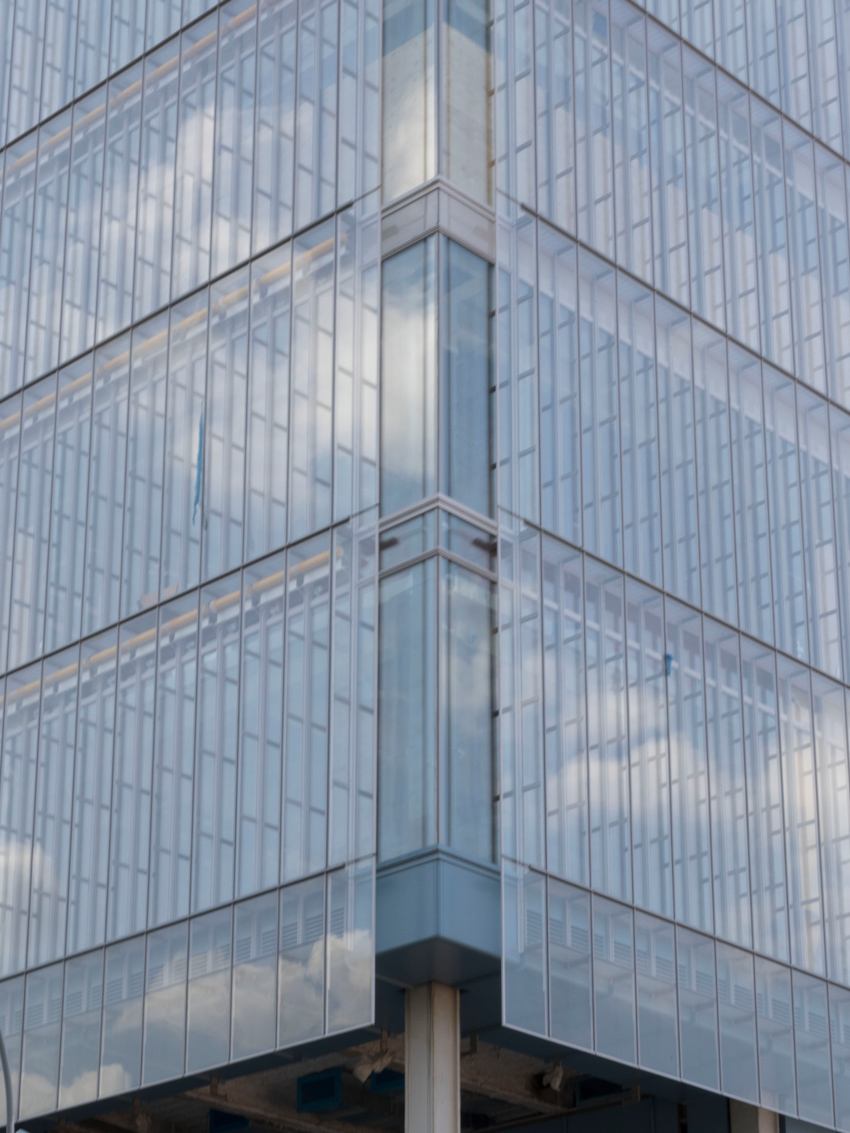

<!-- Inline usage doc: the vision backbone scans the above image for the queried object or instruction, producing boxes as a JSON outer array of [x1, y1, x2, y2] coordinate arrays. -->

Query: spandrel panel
[[61, 87, 106, 366], [380, 237, 437, 517], [382, 0, 436, 202], [97, 62, 143, 343], [750, 99, 793, 373], [135, 37, 179, 323], [204, 267, 249, 582], [542, 536, 587, 886], [75, 0, 110, 97], [232, 890, 278, 1059], [173, 13, 218, 299], [648, 22, 688, 307], [122, 315, 168, 620], [716, 941, 758, 1103], [283, 534, 331, 881], [611, 1, 651, 285], [148, 593, 198, 929], [326, 861, 373, 1032], [294, 0, 339, 228], [67, 630, 118, 956], [0, 394, 22, 673], [666, 599, 712, 934], [548, 878, 592, 1048], [578, 250, 620, 567], [26, 110, 72, 385], [247, 242, 291, 561], [755, 955, 797, 1115], [592, 894, 636, 1064], [46, 356, 94, 655], [107, 611, 157, 943], [534, 0, 575, 231], [100, 935, 144, 1096], [290, 221, 335, 540], [161, 288, 208, 599], [717, 74, 759, 353], [816, 679, 850, 985], [683, 46, 724, 331], [19, 962, 63, 1119], [538, 225, 579, 546], [28, 647, 79, 970], [0, 976, 24, 1123], [794, 969, 834, 1126], [703, 618, 751, 950], [254, 0, 297, 252], [585, 559, 629, 903], [141, 921, 188, 1085], [9, 376, 57, 671], [676, 927, 719, 1090], [193, 572, 241, 913], [212, 0, 257, 277], [0, 662, 40, 978], [278, 874, 325, 1047], [618, 275, 660, 586], [58, 950, 104, 1109], [0, 133, 37, 399], [83, 335, 130, 637], [625, 580, 672, 919], [635, 911, 678, 1077], [574, 0, 614, 260], [237, 553, 285, 898], [186, 906, 232, 1073], [503, 862, 547, 1034]]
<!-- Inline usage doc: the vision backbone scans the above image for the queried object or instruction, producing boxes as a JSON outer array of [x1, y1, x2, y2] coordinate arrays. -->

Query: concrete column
[[729, 1100, 780, 1133], [404, 981, 460, 1133]]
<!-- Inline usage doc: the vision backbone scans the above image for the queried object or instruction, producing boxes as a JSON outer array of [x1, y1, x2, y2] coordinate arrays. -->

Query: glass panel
[[0, 395, 21, 672], [83, 338, 130, 637], [293, 0, 339, 228], [548, 878, 592, 1049], [29, 647, 78, 969], [717, 74, 758, 352], [784, 122, 826, 393], [142, 922, 188, 1085], [19, 963, 63, 1119], [237, 553, 285, 897], [677, 926, 718, 1089], [186, 906, 232, 1073], [817, 147, 850, 408], [493, 0, 533, 212], [232, 891, 277, 1059], [173, 13, 218, 298], [0, 134, 36, 397], [338, 0, 381, 206], [716, 941, 758, 1103], [666, 599, 712, 934], [75, 0, 110, 96], [592, 894, 636, 1064], [382, 0, 435, 201], [193, 572, 241, 913], [0, 664, 41, 977], [203, 267, 249, 581], [6, 0, 46, 143], [833, 406, 850, 684], [135, 37, 179, 322], [146, 0, 181, 49], [755, 955, 797, 1115], [832, 982, 850, 1131], [703, 618, 750, 949], [683, 46, 724, 329], [815, 679, 850, 985], [279, 874, 325, 1047], [0, 977, 25, 1124], [750, 99, 793, 372], [626, 580, 672, 918], [778, 0, 813, 131], [149, 593, 198, 928], [611, 1, 651, 284], [107, 611, 157, 943], [574, 0, 614, 259], [746, 0, 780, 106], [26, 110, 72, 384], [542, 536, 587, 886], [67, 630, 117, 956], [46, 356, 94, 655], [254, 0, 297, 250], [648, 23, 688, 305], [246, 242, 291, 561], [794, 970, 834, 1126], [635, 911, 678, 1077], [97, 62, 143, 343], [58, 950, 103, 1110], [9, 376, 56, 671], [326, 861, 373, 1032], [111, 0, 146, 70], [443, 0, 490, 201], [503, 862, 547, 1034], [100, 936, 144, 1096], [283, 534, 331, 881]]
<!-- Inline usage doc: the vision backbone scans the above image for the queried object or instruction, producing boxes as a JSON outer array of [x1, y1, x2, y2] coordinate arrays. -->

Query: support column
[[729, 1100, 780, 1133], [404, 981, 460, 1133]]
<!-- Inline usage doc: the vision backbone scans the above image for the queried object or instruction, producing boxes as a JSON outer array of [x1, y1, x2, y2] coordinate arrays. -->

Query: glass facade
[[4, 0, 850, 1127]]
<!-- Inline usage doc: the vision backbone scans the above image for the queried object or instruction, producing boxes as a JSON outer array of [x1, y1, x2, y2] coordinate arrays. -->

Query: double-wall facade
[[4, 0, 850, 1128]]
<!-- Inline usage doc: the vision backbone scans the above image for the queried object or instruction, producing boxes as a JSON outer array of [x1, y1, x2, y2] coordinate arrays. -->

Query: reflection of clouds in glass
[[327, 927, 372, 1032], [278, 938, 324, 1047], [60, 1067, 99, 1108]]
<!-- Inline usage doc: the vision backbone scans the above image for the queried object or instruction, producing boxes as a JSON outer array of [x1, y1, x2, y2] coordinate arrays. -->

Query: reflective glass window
[[755, 955, 797, 1115], [0, 977, 25, 1123], [717, 75, 758, 352], [548, 879, 592, 1049], [232, 891, 277, 1059], [716, 941, 758, 1103], [19, 962, 62, 1119], [75, 0, 110, 97], [58, 950, 103, 1109], [100, 935, 144, 1096], [382, 0, 435, 201], [592, 895, 636, 1064], [611, 1, 651, 285], [0, 394, 22, 671], [683, 46, 724, 330], [677, 927, 718, 1089], [0, 134, 37, 398], [253, 0, 297, 250], [278, 874, 325, 1047], [793, 970, 834, 1126], [814, 679, 850, 985], [186, 906, 232, 1073], [635, 911, 678, 1077], [503, 863, 547, 1034], [327, 862, 373, 1032], [574, 0, 614, 259], [142, 921, 188, 1085], [831, 982, 850, 1130]]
